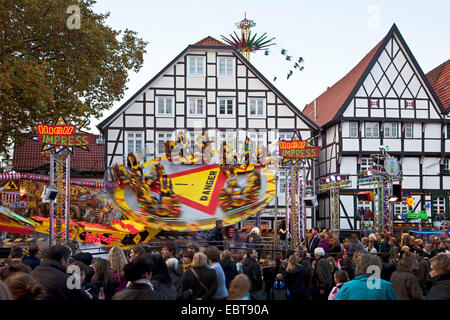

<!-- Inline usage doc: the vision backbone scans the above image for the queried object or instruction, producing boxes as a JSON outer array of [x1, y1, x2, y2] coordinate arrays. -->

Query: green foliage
[[0, 0, 148, 160]]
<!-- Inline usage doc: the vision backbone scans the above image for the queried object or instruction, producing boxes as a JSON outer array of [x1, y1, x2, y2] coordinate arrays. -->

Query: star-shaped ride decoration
[[32, 116, 90, 154], [278, 130, 320, 166]]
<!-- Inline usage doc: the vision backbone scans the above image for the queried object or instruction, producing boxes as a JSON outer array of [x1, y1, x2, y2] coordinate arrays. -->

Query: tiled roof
[[12, 134, 105, 174], [194, 36, 227, 46], [426, 59, 450, 110], [303, 39, 384, 127]]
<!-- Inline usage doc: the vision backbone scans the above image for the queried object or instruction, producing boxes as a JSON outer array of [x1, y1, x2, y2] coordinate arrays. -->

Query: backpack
[[271, 281, 289, 300]]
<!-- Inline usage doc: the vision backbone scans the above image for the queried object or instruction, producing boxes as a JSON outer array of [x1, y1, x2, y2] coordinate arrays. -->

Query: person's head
[[250, 227, 260, 236], [161, 241, 177, 260], [318, 233, 326, 241], [9, 246, 24, 261], [129, 245, 146, 261], [414, 248, 425, 258], [381, 252, 390, 263], [145, 253, 172, 284], [227, 274, 251, 300], [401, 245, 410, 253], [314, 247, 325, 259], [429, 253, 450, 278], [92, 258, 115, 286], [397, 252, 416, 272], [4, 272, 44, 300], [186, 241, 200, 253], [350, 234, 359, 242], [368, 240, 375, 248], [0, 260, 31, 281], [28, 243, 39, 257], [220, 250, 233, 262], [191, 252, 208, 268], [330, 236, 340, 249], [41, 245, 71, 268], [124, 258, 154, 282], [182, 250, 195, 266], [246, 249, 258, 260], [286, 255, 299, 273], [438, 241, 445, 250], [73, 252, 93, 267], [107, 246, 127, 278], [0, 280, 13, 300], [275, 273, 284, 282], [355, 254, 382, 277], [69, 261, 88, 284], [327, 256, 336, 270], [296, 250, 307, 260], [205, 246, 220, 264], [166, 258, 178, 274], [361, 237, 369, 246], [333, 270, 350, 285], [368, 234, 377, 242], [312, 227, 319, 236], [216, 219, 223, 229]]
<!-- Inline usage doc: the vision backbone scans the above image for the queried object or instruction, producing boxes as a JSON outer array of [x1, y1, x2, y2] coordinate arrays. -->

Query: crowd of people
[[0, 224, 449, 301]]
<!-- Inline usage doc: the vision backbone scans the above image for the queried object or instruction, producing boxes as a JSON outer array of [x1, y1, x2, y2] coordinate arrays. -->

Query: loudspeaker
[[304, 195, 318, 207], [41, 186, 58, 202], [392, 184, 402, 202], [356, 191, 374, 202]]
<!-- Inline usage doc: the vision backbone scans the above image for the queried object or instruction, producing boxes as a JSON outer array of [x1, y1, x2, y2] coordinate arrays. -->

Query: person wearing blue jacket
[[335, 254, 397, 300]]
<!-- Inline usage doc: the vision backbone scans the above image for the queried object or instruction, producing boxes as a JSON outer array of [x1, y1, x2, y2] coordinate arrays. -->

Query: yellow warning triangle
[[171, 167, 222, 207], [3, 180, 19, 190]]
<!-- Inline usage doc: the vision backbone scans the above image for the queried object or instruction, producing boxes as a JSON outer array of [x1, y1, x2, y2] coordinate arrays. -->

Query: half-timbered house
[[303, 24, 449, 231], [97, 36, 319, 229]]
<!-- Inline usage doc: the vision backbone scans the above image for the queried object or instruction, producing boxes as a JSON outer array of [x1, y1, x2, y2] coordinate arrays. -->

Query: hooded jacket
[[30, 258, 90, 301], [284, 265, 307, 300], [389, 266, 424, 300]]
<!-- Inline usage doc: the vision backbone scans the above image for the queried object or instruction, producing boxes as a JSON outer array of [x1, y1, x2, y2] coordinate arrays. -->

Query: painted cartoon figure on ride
[[127, 152, 143, 176], [220, 141, 234, 165], [177, 131, 189, 158], [156, 174, 181, 217], [219, 167, 262, 210]]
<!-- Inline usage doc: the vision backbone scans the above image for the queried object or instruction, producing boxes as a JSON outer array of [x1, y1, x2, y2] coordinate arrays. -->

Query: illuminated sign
[[32, 116, 89, 154], [278, 132, 321, 164]]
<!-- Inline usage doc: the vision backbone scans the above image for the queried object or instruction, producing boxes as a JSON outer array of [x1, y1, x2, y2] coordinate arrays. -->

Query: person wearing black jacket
[[30, 245, 91, 301], [183, 252, 218, 300], [219, 250, 238, 289], [380, 252, 396, 282], [207, 220, 224, 250], [245, 227, 262, 259], [284, 255, 308, 300], [426, 253, 450, 300], [242, 249, 263, 300], [261, 260, 276, 300], [308, 227, 320, 254]]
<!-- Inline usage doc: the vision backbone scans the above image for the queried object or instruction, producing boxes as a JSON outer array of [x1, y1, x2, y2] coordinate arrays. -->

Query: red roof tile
[[13, 134, 105, 174], [426, 59, 450, 110], [303, 39, 384, 127], [194, 36, 227, 46]]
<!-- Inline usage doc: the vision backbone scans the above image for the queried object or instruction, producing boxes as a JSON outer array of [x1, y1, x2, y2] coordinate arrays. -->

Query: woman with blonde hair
[[284, 255, 307, 300], [182, 252, 218, 300], [108, 246, 128, 293], [227, 273, 251, 300]]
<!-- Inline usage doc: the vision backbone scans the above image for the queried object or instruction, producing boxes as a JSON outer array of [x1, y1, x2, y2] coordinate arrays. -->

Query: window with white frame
[[188, 56, 204, 75], [218, 98, 235, 117], [156, 97, 174, 117], [394, 199, 409, 218], [433, 197, 446, 216], [443, 159, 450, 175], [404, 123, 413, 139], [357, 200, 372, 217], [248, 98, 265, 117], [156, 132, 173, 156], [218, 58, 233, 76], [126, 132, 144, 155], [365, 122, 379, 138], [384, 122, 399, 138], [360, 157, 372, 172], [188, 98, 205, 117], [349, 122, 359, 138]]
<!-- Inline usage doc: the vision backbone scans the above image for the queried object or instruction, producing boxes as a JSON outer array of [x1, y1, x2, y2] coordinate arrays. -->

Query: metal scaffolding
[[49, 153, 71, 245], [285, 162, 306, 250]]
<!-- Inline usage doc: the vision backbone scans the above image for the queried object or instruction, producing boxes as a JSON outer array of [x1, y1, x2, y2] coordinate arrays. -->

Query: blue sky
[[89, 0, 449, 134]]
